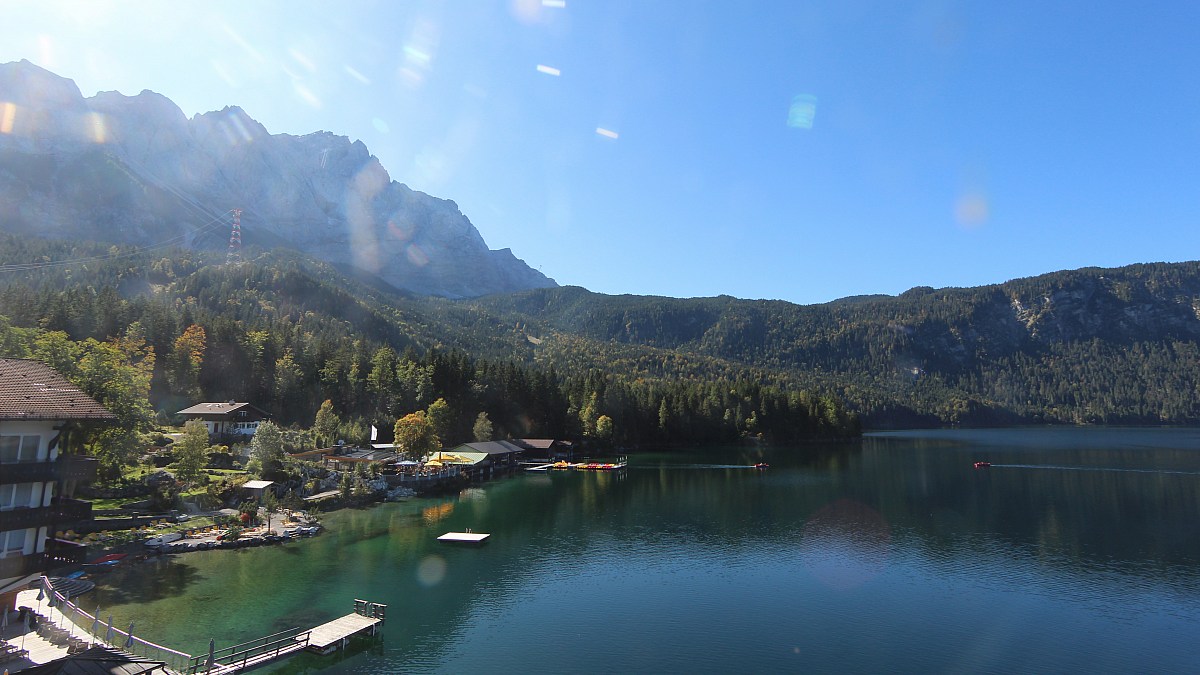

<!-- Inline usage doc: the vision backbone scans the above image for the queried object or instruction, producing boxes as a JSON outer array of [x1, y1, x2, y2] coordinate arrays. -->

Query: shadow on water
[[96, 556, 203, 604]]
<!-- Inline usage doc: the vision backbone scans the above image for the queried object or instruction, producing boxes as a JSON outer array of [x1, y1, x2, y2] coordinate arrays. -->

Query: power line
[[0, 210, 234, 273]]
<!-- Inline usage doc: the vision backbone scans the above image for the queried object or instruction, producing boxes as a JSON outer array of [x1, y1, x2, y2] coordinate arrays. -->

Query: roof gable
[[177, 402, 270, 417], [456, 441, 524, 456]]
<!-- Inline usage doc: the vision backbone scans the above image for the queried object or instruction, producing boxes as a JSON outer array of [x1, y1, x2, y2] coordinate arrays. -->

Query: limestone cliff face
[[0, 60, 555, 298]]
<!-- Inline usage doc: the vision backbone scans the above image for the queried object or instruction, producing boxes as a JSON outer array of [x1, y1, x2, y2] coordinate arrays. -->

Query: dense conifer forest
[[4, 236, 1199, 452], [0, 237, 859, 465]]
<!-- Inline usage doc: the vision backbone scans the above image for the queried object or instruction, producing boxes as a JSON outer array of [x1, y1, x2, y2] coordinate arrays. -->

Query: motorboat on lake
[[974, 461, 991, 469]]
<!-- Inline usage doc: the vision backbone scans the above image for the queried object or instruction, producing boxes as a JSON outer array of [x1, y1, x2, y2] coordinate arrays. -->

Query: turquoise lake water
[[86, 428, 1200, 672]]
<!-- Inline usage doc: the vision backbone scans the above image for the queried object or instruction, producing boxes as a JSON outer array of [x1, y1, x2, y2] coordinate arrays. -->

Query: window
[[0, 435, 41, 463], [0, 529, 28, 558], [0, 483, 35, 510]]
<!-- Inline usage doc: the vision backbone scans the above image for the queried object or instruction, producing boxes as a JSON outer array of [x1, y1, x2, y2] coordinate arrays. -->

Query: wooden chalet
[[177, 401, 271, 439]]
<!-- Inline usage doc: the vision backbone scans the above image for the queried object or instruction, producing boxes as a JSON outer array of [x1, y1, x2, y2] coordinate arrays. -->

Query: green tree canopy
[[394, 411, 439, 462], [426, 398, 454, 445], [312, 399, 340, 448], [174, 420, 210, 486], [472, 411, 493, 442], [249, 420, 286, 477]]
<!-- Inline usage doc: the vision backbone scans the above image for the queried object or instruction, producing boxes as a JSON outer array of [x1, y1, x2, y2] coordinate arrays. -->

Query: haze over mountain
[[0, 60, 555, 298]]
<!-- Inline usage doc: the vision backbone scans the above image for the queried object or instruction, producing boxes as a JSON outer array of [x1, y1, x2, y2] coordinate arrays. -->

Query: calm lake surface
[[88, 428, 1200, 673]]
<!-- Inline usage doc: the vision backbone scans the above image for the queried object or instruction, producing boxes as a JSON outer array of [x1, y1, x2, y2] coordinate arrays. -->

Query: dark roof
[[459, 441, 524, 456], [177, 402, 270, 417], [0, 358, 114, 421], [512, 438, 554, 449], [19, 646, 167, 674]]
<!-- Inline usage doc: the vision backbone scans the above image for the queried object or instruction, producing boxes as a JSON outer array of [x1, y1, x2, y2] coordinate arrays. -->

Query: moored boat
[[144, 532, 184, 548]]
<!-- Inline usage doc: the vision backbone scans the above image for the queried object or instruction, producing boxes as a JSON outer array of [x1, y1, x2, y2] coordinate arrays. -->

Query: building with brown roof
[[177, 402, 271, 439], [0, 358, 112, 613]]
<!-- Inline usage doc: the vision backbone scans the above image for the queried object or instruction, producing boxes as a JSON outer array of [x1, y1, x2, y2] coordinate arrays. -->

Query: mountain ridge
[[0, 59, 555, 298]]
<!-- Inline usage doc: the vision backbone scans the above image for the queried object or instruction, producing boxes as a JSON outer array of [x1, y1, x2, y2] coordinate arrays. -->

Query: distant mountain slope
[[471, 261, 1200, 425], [0, 60, 555, 298], [0, 228, 1197, 427]]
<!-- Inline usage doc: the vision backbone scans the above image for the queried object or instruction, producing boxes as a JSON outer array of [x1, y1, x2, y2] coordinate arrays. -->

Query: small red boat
[[754, 463, 769, 470], [973, 461, 991, 469]]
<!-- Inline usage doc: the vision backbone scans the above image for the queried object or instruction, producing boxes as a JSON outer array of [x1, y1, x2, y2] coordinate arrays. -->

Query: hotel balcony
[[45, 538, 88, 566], [0, 454, 98, 485], [0, 551, 45, 580], [0, 498, 92, 532], [0, 460, 57, 484], [58, 455, 99, 482]]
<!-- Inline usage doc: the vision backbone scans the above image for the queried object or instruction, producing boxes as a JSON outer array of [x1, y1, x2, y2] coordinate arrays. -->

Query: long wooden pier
[[28, 577, 386, 675], [189, 600, 386, 673]]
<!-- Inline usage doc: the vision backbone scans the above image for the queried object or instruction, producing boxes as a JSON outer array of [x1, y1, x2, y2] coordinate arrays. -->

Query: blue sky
[[1, 1, 1198, 304]]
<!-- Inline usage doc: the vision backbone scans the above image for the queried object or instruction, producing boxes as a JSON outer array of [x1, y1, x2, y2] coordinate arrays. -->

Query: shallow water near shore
[[88, 428, 1200, 672]]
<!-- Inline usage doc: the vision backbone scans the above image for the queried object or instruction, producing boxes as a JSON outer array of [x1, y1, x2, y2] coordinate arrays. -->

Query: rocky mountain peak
[[0, 61, 556, 298]]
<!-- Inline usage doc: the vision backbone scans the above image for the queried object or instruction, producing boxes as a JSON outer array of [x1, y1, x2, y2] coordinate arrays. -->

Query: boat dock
[[307, 601, 386, 655], [524, 458, 628, 472], [17, 577, 385, 674], [438, 531, 491, 543]]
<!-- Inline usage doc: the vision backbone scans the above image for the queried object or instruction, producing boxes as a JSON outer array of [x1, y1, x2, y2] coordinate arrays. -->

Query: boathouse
[[450, 441, 526, 472], [510, 438, 575, 461]]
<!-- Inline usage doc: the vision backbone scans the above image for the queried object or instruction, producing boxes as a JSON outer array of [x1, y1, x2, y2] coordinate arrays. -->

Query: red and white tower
[[226, 208, 242, 263]]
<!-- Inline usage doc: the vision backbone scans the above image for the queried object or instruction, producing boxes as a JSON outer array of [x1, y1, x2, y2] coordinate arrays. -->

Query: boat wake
[[643, 464, 768, 470], [989, 464, 1200, 476]]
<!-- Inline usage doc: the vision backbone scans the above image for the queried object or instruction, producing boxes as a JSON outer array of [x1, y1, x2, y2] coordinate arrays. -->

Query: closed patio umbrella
[[125, 621, 135, 648], [105, 615, 113, 644]]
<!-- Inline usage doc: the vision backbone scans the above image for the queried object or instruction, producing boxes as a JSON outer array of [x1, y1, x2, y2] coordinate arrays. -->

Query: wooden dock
[[438, 531, 491, 543], [307, 613, 383, 655], [184, 600, 387, 673]]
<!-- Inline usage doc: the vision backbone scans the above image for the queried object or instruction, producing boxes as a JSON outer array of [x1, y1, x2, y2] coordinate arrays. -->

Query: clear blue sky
[[2, 1, 1198, 304]]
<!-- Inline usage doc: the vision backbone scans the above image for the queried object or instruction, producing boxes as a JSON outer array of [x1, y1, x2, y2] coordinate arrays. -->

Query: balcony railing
[[0, 460, 57, 484], [0, 551, 45, 580], [45, 538, 87, 566], [52, 497, 92, 522], [0, 455, 99, 485], [58, 455, 99, 482], [0, 498, 92, 531]]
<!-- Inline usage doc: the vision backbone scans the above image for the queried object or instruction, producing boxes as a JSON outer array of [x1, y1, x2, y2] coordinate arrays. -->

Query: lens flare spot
[[799, 499, 890, 591], [595, 127, 618, 140], [511, 0, 543, 23], [288, 48, 317, 73], [416, 555, 447, 587], [406, 244, 430, 267], [954, 192, 989, 228], [372, 117, 390, 133], [0, 103, 16, 135], [536, 64, 561, 76], [87, 112, 107, 143], [403, 46, 431, 65], [543, 0, 566, 6], [787, 94, 817, 130], [345, 65, 371, 85], [293, 83, 322, 109], [387, 216, 415, 242], [37, 35, 55, 69]]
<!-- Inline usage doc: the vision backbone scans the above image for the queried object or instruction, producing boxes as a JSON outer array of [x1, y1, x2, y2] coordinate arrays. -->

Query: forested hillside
[[472, 262, 1200, 426], [0, 236, 858, 463], [4, 233, 1197, 436]]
